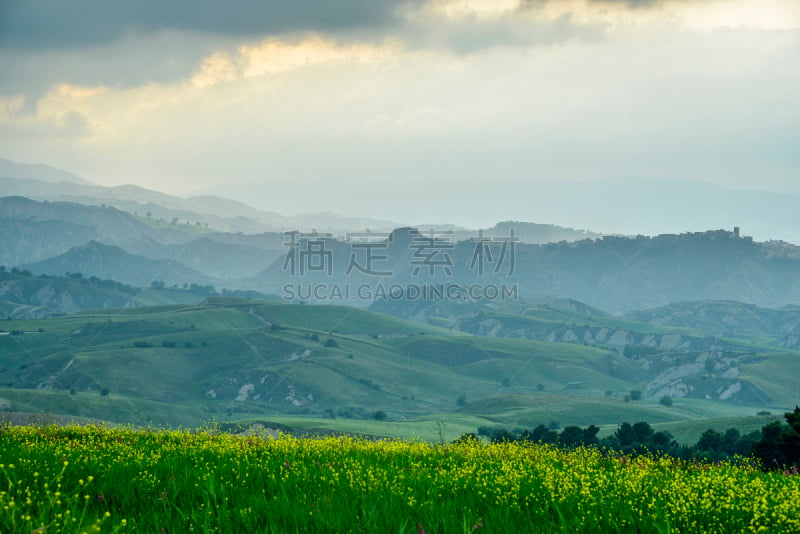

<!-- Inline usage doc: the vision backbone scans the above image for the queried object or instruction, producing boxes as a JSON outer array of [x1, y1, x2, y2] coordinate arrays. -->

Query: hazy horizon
[[5, 152, 800, 241]]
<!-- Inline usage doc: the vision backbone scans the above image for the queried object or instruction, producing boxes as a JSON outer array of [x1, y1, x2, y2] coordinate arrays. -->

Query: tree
[[615, 423, 636, 448], [652, 431, 675, 448], [752, 422, 785, 468], [751, 407, 800, 469], [659, 395, 673, 407], [780, 406, 800, 466], [697, 429, 723, 452], [630, 389, 642, 401], [723, 428, 741, 454], [373, 410, 387, 421], [456, 395, 467, 407], [559, 426, 585, 448], [633, 421, 654, 444], [523, 424, 558, 444], [582, 425, 600, 446], [490, 429, 516, 443]]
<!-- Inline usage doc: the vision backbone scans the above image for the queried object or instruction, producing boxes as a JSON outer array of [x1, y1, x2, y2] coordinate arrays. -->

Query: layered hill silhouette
[[5, 194, 800, 313], [248, 227, 800, 313], [20, 241, 215, 288]]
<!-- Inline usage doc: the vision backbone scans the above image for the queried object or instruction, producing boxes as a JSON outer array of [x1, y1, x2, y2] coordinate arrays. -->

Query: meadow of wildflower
[[1, 425, 799, 533]]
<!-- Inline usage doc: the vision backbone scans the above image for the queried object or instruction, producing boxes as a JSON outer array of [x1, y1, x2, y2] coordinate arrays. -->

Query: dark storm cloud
[[0, 0, 410, 51], [0, 0, 693, 53], [0, 0, 421, 105], [0, 0, 703, 105]]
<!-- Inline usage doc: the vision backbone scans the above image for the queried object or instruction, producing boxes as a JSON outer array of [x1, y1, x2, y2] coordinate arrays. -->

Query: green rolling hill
[[1, 297, 797, 439], [0, 268, 211, 318]]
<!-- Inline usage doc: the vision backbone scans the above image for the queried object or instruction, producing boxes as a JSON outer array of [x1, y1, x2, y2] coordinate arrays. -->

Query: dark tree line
[[752, 406, 800, 470], [464, 406, 800, 471]]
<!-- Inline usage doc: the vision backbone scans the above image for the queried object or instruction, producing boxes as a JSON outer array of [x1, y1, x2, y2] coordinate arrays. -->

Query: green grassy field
[[128, 288, 205, 306], [0, 297, 795, 437], [1, 425, 798, 533], [739, 353, 800, 407]]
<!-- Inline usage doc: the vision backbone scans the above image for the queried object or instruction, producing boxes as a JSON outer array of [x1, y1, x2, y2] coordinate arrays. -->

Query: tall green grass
[[1, 425, 798, 533]]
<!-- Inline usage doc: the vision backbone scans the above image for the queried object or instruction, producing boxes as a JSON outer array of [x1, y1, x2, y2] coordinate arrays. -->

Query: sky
[[0, 0, 799, 227]]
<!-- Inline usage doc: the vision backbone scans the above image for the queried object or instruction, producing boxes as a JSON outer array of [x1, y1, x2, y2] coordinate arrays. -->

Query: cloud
[[2, 0, 796, 55], [0, 36, 402, 141], [402, 10, 605, 54], [0, 0, 606, 103], [0, 99, 93, 139], [59, 110, 90, 135], [0, 0, 797, 204], [0, 0, 416, 102], [0, 0, 410, 51], [587, 0, 661, 7]]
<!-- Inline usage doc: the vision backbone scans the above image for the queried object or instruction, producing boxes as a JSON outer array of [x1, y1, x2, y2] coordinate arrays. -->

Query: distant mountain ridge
[[194, 175, 800, 244], [0, 175, 400, 235], [0, 157, 93, 185], [0, 196, 196, 265], [4, 194, 800, 313], [0, 156, 608, 240], [498, 177, 800, 244], [20, 241, 216, 288], [249, 228, 800, 313], [0, 196, 286, 281]]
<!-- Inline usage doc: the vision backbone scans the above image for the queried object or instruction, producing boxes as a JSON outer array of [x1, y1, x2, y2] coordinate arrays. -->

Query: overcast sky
[[1, 0, 798, 226]]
